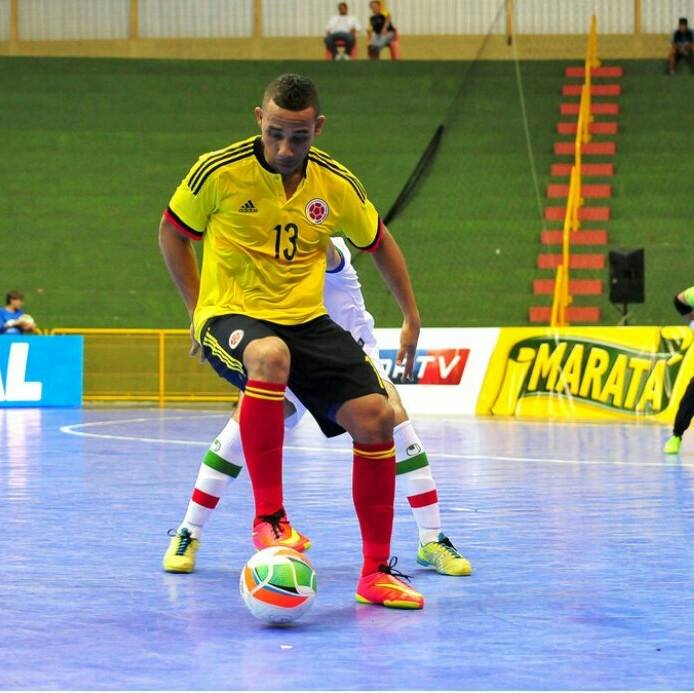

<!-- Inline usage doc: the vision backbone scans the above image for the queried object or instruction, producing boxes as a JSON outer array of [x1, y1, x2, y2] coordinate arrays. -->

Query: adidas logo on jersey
[[239, 200, 258, 213]]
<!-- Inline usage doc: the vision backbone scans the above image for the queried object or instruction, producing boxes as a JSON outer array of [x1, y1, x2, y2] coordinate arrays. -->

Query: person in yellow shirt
[[159, 73, 424, 609]]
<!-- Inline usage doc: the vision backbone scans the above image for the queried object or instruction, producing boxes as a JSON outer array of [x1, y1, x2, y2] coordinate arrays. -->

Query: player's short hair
[[263, 74, 320, 115], [6, 290, 23, 304], [679, 17, 688, 25]]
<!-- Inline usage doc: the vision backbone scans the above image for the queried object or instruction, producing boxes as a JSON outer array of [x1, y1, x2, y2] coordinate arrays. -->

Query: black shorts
[[200, 314, 387, 437]]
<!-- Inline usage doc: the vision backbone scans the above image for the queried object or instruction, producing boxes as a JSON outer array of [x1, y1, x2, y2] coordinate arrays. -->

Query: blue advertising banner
[[0, 336, 83, 407]]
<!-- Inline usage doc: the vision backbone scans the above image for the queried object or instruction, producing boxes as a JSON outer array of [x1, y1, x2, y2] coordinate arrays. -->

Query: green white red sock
[[394, 420, 441, 545], [180, 418, 244, 538]]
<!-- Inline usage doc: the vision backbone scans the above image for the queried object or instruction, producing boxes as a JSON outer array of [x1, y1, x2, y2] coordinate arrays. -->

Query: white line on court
[[59, 414, 691, 468]]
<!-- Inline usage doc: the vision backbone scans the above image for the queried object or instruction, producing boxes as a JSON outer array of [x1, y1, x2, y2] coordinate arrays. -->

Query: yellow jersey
[[165, 136, 381, 339]]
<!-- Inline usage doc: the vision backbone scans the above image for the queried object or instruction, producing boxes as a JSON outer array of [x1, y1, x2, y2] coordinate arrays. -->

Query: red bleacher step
[[529, 306, 601, 323], [563, 83, 621, 96], [533, 278, 604, 295], [551, 162, 614, 177], [554, 141, 616, 156], [544, 206, 610, 222], [564, 66, 623, 78], [537, 253, 605, 269], [556, 121, 618, 135], [547, 183, 612, 199], [561, 102, 619, 116], [541, 229, 608, 245]]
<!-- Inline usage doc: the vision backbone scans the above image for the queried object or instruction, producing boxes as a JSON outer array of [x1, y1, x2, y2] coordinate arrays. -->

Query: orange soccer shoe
[[252, 508, 312, 552], [355, 558, 424, 610]]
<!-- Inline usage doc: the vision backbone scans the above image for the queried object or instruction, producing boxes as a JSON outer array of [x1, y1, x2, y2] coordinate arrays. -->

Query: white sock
[[180, 418, 245, 538], [394, 420, 442, 545]]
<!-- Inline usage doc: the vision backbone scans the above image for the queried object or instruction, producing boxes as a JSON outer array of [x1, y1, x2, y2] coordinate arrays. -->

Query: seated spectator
[[1, 290, 38, 335], [324, 3, 361, 61], [668, 17, 693, 75], [367, 1, 396, 60]]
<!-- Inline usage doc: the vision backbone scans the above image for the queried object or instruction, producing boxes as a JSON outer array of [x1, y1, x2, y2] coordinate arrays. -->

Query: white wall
[[0, 0, 10, 40], [139, 0, 253, 38], [642, 0, 694, 33], [7, 0, 688, 41], [263, 0, 506, 37], [263, 0, 342, 37], [515, 0, 634, 34], [389, 0, 506, 35], [18, 0, 129, 40]]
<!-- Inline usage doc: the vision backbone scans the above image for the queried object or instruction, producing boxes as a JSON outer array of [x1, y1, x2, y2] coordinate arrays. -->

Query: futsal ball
[[239, 546, 317, 624], [18, 314, 35, 325]]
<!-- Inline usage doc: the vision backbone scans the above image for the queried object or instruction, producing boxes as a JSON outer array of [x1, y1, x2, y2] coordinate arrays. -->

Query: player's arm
[[158, 216, 200, 319], [159, 157, 218, 352], [325, 240, 342, 271], [339, 179, 420, 378], [159, 216, 205, 358], [370, 226, 420, 380]]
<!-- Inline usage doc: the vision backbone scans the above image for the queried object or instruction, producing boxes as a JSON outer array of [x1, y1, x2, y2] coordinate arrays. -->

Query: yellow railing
[[550, 264, 566, 327], [550, 15, 598, 327], [588, 14, 601, 69], [50, 328, 239, 406]]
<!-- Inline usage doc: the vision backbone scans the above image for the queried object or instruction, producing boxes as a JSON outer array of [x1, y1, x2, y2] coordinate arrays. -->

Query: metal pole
[[129, 0, 139, 39], [158, 331, 166, 408], [253, 0, 262, 39], [10, 0, 19, 42]]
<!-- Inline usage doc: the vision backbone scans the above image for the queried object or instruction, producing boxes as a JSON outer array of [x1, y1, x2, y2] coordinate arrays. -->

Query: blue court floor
[[1, 407, 693, 690]]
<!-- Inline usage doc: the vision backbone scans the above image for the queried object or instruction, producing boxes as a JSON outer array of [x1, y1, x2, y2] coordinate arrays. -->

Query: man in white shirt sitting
[[324, 2, 361, 60]]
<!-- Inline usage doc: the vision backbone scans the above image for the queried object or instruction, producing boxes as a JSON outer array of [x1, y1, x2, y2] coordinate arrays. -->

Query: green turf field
[[0, 56, 690, 329]]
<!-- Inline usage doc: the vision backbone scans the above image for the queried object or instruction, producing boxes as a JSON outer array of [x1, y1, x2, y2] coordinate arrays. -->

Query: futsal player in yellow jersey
[[159, 74, 424, 609]]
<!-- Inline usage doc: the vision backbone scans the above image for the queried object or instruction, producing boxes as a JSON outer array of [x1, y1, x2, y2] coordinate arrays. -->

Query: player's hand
[[189, 323, 205, 363], [397, 318, 420, 381]]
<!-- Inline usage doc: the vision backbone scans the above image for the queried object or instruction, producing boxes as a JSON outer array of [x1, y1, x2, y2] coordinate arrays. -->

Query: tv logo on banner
[[379, 348, 470, 385], [0, 337, 83, 407]]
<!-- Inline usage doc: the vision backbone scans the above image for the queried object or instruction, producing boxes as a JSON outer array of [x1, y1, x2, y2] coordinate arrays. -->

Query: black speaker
[[609, 248, 644, 304]]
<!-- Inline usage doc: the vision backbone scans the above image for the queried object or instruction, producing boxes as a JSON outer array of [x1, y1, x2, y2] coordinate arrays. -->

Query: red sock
[[239, 379, 286, 517], [352, 440, 396, 577]]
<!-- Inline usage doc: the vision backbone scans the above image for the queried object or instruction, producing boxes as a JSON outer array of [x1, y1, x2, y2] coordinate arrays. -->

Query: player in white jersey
[[164, 238, 472, 577], [284, 238, 380, 428]]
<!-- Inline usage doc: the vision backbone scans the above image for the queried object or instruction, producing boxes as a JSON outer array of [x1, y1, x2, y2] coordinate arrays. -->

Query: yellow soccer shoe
[[663, 435, 681, 455], [163, 528, 200, 573], [417, 533, 473, 576]]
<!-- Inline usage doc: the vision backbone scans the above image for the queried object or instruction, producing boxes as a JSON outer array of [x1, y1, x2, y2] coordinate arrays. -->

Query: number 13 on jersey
[[273, 223, 299, 261]]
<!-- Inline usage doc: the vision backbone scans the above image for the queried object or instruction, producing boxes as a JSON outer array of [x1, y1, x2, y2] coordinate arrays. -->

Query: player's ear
[[254, 106, 264, 128], [314, 115, 326, 136]]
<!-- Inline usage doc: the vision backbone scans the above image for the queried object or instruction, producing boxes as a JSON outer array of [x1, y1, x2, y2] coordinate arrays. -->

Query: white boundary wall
[[18, 0, 129, 40], [6, 0, 689, 40], [0, 0, 10, 41], [515, 0, 634, 34], [263, 0, 506, 37], [642, 0, 694, 33], [139, 0, 253, 39]]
